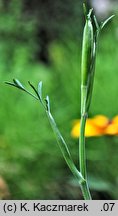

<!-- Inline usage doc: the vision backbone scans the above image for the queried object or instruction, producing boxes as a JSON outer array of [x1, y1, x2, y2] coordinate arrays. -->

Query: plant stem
[[80, 179, 92, 200], [79, 113, 92, 200], [79, 113, 87, 178], [46, 111, 85, 185]]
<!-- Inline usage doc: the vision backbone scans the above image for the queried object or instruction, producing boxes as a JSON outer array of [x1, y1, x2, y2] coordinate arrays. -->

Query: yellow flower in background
[[104, 115, 118, 135], [112, 115, 118, 124], [71, 115, 118, 138], [71, 118, 102, 138], [91, 115, 109, 129]]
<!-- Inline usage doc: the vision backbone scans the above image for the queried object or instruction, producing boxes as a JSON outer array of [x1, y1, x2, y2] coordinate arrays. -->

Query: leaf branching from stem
[[5, 79, 85, 185]]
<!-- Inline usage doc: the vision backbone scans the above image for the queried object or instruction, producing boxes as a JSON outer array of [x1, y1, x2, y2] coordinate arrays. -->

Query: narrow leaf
[[38, 81, 43, 102], [5, 81, 16, 87], [44, 96, 84, 183], [100, 15, 114, 29], [93, 15, 99, 30], [28, 81, 46, 105], [88, 8, 93, 18], [46, 111, 84, 184], [83, 3, 87, 18], [5, 79, 39, 100], [45, 95, 50, 112], [5, 79, 84, 184], [28, 81, 40, 99], [13, 79, 25, 90], [5, 79, 25, 91]]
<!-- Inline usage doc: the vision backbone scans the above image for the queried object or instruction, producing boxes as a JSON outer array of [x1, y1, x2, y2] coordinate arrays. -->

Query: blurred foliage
[[24, 0, 83, 38], [0, 0, 118, 199]]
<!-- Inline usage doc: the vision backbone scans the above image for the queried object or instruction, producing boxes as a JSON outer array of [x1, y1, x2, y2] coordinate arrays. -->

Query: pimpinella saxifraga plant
[[5, 6, 114, 200]]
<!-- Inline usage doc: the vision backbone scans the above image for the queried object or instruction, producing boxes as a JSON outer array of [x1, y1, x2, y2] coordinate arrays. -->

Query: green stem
[[79, 113, 92, 200], [79, 113, 87, 178], [80, 179, 92, 200], [46, 111, 85, 185]]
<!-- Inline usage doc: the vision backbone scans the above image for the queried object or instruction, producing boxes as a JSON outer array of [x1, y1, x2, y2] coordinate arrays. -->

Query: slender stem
[[79, 113, 92, 199], [79, 113, 87, 178], [46, 111, 85, 185], [80, 180, 92, 200]]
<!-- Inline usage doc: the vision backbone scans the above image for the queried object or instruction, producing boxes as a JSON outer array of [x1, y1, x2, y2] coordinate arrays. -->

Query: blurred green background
[[0, 0, 118, 199]]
